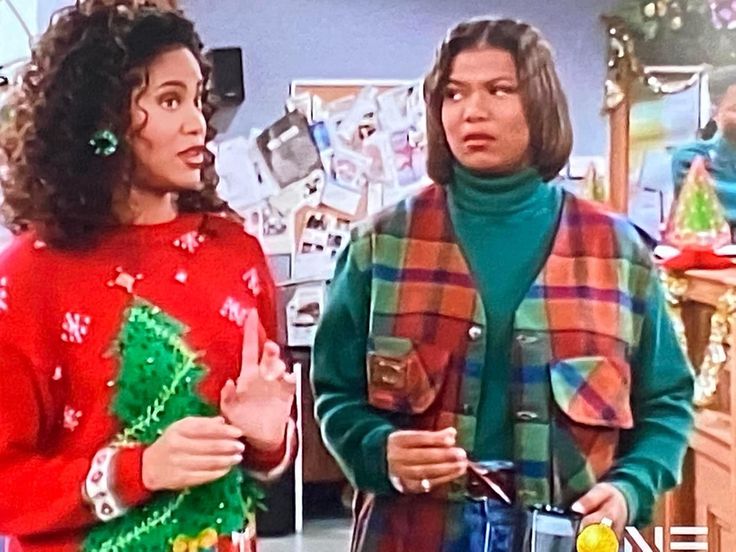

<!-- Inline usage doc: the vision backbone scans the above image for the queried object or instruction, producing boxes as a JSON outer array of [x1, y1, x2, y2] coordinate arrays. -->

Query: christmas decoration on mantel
[[658, 155, 736, 408], [602, 14, 641, 110], [661, 270, 736, 407], [602, 0, 736, 109]]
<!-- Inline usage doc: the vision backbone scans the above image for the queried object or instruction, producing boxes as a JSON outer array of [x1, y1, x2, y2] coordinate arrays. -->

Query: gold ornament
[[582, 162, 608, 202], [601, 16, 641, 112], [605, 79, 626, 110], [172, 527, 218, 552], [661, 271, 689, 351], [694, 287, 736, 406], [576, 517, 619, 552]]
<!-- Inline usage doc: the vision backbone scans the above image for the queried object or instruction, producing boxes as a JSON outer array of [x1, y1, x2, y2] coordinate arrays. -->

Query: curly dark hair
[[423, 18, 573, 183], [0, 0, 228, 248]]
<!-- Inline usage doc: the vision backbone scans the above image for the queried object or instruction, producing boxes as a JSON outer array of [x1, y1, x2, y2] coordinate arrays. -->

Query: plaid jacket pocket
[[548, 355, 634, 503], [550, 356, 633, 429], [366, 336, 450, 414]]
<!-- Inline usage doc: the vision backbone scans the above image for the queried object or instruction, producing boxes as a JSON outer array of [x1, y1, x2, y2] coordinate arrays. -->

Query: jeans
[[442, 499, 520, 552]]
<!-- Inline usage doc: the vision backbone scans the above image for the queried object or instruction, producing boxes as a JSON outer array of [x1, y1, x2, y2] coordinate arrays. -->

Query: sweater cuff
[[83, 445, 151, 522], [606, 477, 642, 527], [360, 425, 396, 495], [114, 445, 153, 508], [243, 419, 297, 481]]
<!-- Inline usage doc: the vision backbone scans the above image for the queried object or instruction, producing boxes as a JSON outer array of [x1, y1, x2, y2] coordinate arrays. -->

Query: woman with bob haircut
[[312, 17, 694, 551], [0, 1, 295, 551]]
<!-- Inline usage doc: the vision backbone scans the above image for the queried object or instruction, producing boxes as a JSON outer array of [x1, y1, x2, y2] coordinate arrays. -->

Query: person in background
[[672, 69, 736, 231], [312, 16, 694, 552]]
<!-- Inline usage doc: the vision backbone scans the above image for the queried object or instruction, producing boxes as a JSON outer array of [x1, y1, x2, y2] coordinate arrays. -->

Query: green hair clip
[[89, 129, 119, 157]]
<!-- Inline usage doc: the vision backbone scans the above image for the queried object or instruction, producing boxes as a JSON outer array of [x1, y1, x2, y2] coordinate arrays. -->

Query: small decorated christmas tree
[[84, 300, 263, 552], [661, 156, 734, 270], [664, 156, 731, 250]]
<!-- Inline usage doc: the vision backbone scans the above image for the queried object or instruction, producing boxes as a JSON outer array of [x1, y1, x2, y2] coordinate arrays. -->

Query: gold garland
[[661, 269, 736, 407], [600, 14, 706, 111], [601, 15, 641, 111]]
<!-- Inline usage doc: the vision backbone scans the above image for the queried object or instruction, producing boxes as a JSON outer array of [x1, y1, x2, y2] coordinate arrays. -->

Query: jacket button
[[461, 403, 475, 415], [468, 326, 483, 341]]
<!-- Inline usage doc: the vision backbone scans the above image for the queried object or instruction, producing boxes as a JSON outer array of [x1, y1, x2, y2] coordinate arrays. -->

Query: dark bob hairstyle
[[423, 17, 573, 183]]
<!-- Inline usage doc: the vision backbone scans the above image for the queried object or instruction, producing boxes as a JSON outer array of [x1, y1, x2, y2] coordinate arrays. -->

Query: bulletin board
[[288, 79, 416, 229], [216, 76, 428, 295]]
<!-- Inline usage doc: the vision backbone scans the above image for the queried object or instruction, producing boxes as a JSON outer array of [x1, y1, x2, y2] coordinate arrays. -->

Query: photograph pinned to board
[[382, 125, 429, 205], [388, 127, 426, 187], [269, 168, 325, 215], [320, 95, 356, 121], [243, 204, 262, 239], [320, 148, 371, 216], [292, 207, 351, 280], [332, 147, 371, 190], [215, 134, 279, 213], [309, 120, 332, 154], [375, 83, 427, 188], [267, 253, 292, 285], [362, 130, 394, 184], [377, 82, 423, 132], [320, 177, 362, 216], [285, 92, 312, 122], [250, 201, 294, 256], [286, 283, 325, 347], [256, 110, 323, 189], [335, 86, 379, 145]]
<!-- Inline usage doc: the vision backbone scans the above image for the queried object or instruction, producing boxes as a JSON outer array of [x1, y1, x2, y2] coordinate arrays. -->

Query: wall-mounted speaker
[[207, 47, 245, 106]]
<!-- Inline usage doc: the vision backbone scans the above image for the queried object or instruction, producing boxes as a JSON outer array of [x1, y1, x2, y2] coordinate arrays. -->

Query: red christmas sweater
[[0, 213, 295, 552]]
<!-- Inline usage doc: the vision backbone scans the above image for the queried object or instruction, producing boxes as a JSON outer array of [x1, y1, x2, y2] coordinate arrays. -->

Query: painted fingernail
[[571, 502, 585, 514]]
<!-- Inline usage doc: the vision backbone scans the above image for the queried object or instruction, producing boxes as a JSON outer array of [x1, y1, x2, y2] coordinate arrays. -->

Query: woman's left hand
[[571, 482, 629, 538], [220, 309, 296, 451]]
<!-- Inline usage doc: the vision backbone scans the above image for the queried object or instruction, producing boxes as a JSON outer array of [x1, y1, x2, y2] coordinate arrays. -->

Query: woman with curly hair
[[0, 2, 295, 551], [312, 17, 694, 551]]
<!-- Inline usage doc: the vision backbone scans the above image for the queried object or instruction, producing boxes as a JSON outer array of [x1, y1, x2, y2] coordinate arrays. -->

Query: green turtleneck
[[447, 164, 562, 460]]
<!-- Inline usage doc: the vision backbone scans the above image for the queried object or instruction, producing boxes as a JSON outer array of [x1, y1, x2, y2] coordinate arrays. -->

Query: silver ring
[[420, 478, 431, 493]]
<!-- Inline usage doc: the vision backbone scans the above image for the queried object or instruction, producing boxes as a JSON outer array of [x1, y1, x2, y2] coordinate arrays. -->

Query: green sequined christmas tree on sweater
[[84, 300, 263, 552]]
